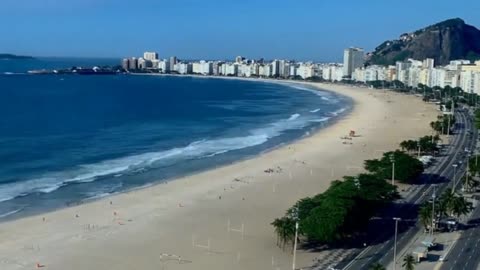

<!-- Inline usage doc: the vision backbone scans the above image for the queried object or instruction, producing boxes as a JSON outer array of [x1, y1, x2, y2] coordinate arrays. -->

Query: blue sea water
[[0, 59, 352, 220]]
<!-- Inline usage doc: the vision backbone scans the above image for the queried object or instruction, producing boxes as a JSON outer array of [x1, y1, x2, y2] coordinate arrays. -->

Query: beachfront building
[[352, 65, 388, 82], [138, 58, 147, 69], [128, 57, 138, 70], [158, 59, 169, 73], [235, 56, 244, 64], [143, 52, 158, 61], [212, 62, 223, 76], [222, 63, 238, 76], [457, 61, 480, 94], [260, 64, 272, 77], [289, 65, 297, 77], [169, 56, 177, 71], [121, 58, 130, 70], [320, 64, 344, 82], [296, 63, 315, 79], [343, 47, 364, 77], [395, 61, 412, 84], [191, 61, 212, 75], [177, 62, 192, 74], [271, 60, 280, 77]]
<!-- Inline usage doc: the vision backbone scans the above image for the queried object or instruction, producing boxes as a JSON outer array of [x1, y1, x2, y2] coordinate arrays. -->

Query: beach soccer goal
[[191, 235, 211, 252], [227, 219, 245, 240]]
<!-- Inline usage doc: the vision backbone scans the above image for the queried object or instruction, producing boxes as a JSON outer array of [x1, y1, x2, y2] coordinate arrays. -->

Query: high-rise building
[[129, 57, 138, 70], [169, 56, 177, 71], [159, 60, 169, 73], [343, 47, 364, 77], [271, 60, 280, 77], [143, 52, 159, 61], [423, 58, 434, 69], [235, 56, 244, 64], [138, 58, 147, 69], [121, 58, 130, 70]]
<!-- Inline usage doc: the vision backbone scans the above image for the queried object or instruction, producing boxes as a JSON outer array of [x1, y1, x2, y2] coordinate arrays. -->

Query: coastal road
[[334, 109, 476, 270], [439, 205, 480, 270]]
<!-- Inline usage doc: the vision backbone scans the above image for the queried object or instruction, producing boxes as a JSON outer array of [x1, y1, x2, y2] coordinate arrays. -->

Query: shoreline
[[0, 82, 438, 270]]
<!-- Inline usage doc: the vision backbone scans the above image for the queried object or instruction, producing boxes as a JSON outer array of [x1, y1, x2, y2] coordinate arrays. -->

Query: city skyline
[[1, 0, 480, 61]]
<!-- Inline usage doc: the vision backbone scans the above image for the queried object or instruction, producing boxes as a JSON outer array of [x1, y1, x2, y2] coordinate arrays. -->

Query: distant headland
[[0, 53, 34, 60]]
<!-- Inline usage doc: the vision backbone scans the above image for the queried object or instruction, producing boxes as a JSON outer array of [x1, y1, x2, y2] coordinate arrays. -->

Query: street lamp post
[[466, 154, 471, 192], [447, 113, 451, 137], [431, 186, 436, 236], [390, 153, 395, 186], [452, 164, 458, 193], [393, 217, 401, 270], [292, 221, 299, 270], [417, 141, 421, 158], [292, 207, 299, 270]]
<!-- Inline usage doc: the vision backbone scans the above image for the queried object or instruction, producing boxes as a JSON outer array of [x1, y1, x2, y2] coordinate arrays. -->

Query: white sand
[[0, 83, 438, 270]]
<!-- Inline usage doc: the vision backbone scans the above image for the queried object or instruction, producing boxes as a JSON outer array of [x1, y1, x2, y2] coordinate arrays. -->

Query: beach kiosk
[[421, 236, 436, 250], [412, 246, 428, 262]]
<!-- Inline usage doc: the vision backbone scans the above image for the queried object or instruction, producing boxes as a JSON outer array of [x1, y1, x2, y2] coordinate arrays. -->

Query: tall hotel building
[[343, 47, 365, 77]]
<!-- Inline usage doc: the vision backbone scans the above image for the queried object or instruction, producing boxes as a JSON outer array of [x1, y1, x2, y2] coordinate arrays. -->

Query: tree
[[418, 202, 433, 230], [475, 109, 480, 129], [468, 154, 480, 177], [364, 150, 424, 184], [438, 189, 473, 219], [450, 196, 473, 219], [274, 174, 398, 246], [402, 254, 416, 270], [369, 262, 386, 270], [462, 174, 479, 193], [271, 217, 295, 251], [400, 140, 417, 152]]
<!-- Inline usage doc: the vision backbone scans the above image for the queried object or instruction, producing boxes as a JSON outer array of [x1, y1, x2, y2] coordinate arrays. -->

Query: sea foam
[[0, 112, 328, 203]]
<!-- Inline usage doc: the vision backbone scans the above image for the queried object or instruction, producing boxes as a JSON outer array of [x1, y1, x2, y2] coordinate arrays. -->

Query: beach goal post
[[192, 234, 211, 252], [227, 219, 245, 240]]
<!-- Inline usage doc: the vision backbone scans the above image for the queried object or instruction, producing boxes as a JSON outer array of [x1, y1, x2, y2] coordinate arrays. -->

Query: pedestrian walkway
[[386, 230, 460, 270]]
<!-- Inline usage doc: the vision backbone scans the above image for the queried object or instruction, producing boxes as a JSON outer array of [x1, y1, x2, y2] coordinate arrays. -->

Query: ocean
[[0, 58, 352, 220]]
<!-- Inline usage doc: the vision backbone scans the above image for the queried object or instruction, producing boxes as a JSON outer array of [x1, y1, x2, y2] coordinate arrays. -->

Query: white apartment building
[[191, 61, 212, 75], [151, 59, 160, 69], [289, 65, 297, 77], [177, 63, 192, 74], [259, 64, 271, 77], [143, 52, 159, 61], [321, 65, 343, 82], [395, 61, 412, 84], [458, 61, 480, 94], [224, 63, 238, 76], [296, 63, 315, 79], [192, 62, 202, 74], [407, 66, 421, 88]]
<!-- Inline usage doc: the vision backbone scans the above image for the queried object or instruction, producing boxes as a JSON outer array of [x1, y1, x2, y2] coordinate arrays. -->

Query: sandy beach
[[0, 82, 438, 270]]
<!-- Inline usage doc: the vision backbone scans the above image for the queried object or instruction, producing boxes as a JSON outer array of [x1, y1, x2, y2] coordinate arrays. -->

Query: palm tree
[[271, 217, 295, 251], [450, 196, 473, 219], [418, 202, 432, 231], [439, 189, 456, 216], [369, 262, 386, 270], [462, 174, 477, 193], [438, 190, 473, 219], [402, 254, 416, 270], [271, 218, 283, 247]]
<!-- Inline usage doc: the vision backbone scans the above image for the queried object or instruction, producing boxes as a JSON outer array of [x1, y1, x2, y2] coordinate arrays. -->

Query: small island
[[0, 53, 35, 60]]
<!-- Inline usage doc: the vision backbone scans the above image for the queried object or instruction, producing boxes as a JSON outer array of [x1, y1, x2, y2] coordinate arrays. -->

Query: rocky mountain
[[368, 18, 480, 66]]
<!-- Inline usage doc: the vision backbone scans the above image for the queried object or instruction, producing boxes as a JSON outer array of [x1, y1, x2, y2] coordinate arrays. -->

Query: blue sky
[[1, 0, 479, 61]]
